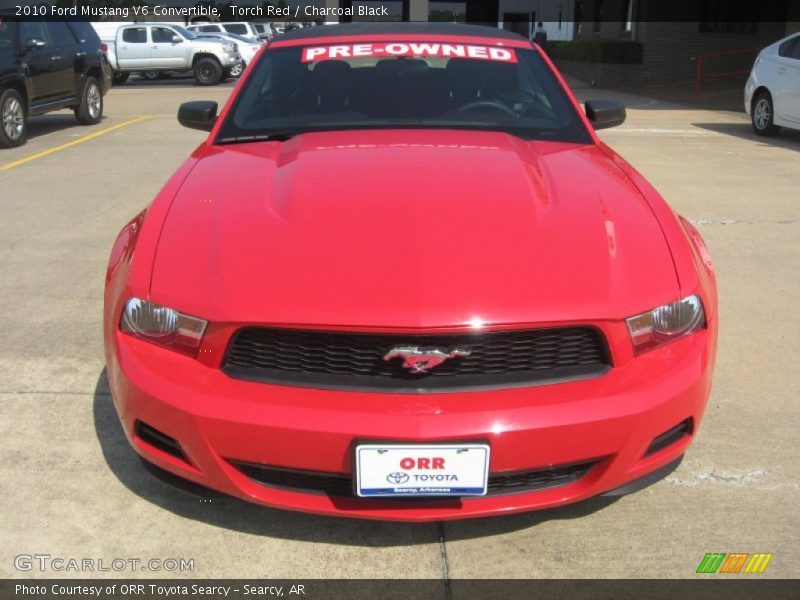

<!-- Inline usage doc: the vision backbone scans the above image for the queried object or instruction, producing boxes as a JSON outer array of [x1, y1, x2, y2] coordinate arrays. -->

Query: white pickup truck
[[104, 23, 240, 86]]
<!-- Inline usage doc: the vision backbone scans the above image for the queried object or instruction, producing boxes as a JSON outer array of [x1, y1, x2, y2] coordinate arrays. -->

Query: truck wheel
[[112, 72, 130, 85], [0, 88, 27, 148], [142, 70, 160, 80], [230, 61, 244, 78], [74, 76, 103, 125], [194, 58, 223, 86]]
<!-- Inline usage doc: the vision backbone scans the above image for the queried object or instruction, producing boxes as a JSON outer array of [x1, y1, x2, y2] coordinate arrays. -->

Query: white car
[[187, 22, 261, 42], [195, 32, 261, 77], [745, 33, 800, 136]]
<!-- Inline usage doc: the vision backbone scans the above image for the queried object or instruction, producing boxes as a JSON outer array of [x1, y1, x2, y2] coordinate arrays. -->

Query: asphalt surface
[[1, 74, 798, 581]]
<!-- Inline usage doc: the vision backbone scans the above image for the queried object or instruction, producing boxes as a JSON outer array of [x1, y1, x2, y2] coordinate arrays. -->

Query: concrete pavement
[[0, 76, 797, 582]]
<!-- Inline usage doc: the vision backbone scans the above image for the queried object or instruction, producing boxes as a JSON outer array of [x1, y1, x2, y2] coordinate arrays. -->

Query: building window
[[700, 0, 758, 34], [429, 1, 466, 23], [502, 13, 531, 39], [624, 0, 633, 32], [594, 0, 604, 33]]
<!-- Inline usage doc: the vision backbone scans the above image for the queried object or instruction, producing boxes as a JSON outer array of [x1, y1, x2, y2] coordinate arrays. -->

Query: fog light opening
[[135, 420, 189, 464], [644, 418, 693, 457]]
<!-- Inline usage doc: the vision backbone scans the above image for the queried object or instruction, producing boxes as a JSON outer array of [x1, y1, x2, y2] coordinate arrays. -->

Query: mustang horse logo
[[383, 346, 472, 374]]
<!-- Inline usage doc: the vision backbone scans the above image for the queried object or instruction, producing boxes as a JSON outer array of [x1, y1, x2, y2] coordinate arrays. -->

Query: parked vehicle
[[187, 22, 261, 42], [251, 22, 276, 42], [0, 17, 111, 148], [105, 23, 718, 521], [745, 33, 800, 136], [106, 24, 240, 86], [195, 33, 262, 77]]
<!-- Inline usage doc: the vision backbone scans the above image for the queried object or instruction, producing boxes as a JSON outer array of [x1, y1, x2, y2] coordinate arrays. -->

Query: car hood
[[151, 129, 678, 328]]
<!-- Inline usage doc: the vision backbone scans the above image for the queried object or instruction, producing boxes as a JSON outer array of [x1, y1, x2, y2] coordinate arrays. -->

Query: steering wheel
[[455, 100, 516, 116]]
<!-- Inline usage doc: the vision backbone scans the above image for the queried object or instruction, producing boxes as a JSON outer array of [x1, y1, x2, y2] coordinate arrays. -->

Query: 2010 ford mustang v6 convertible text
[[104, 24, 717, 521]]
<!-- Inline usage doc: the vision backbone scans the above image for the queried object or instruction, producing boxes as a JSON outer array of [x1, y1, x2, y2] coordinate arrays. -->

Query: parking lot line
[[0, 116, 152, 172]]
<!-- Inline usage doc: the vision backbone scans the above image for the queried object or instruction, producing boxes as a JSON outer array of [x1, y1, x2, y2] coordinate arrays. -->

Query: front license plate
[[355, 443, 490, 498]]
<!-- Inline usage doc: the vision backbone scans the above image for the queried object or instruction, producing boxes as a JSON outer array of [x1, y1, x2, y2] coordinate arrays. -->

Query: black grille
[[645, 418, 693, 457], [223, 326, 610, 392], [135, 421, 188, 463], [229, 460, 599, 498]]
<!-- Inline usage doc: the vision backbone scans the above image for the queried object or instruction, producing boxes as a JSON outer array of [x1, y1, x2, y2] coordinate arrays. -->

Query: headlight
[[120, 298, 207, 356], [626, 295, 705, 354]]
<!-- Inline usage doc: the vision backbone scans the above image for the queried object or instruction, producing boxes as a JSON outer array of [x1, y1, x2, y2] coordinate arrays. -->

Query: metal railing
[[693, 47, 760, 94]]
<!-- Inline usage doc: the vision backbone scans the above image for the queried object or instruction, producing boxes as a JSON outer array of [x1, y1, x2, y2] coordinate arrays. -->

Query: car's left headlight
[[626, 295, 705, 355], [120, 298, 207, 356]]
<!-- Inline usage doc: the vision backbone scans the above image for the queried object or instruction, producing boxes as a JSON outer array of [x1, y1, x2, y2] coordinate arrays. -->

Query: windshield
[[170, 25, 197, 40], [217, 42, 591, 144], [219, 32, 253, 44]]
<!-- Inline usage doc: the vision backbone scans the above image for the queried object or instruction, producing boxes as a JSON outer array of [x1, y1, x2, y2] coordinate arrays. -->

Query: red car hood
[[151, 129, 678, 328]]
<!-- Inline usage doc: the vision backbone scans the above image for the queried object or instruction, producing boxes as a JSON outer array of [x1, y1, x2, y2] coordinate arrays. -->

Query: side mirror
[[24, 38, 46, 52], [171, 35, 182, 44], [585, 99, 626, 130], [178, 101, 218, 132]]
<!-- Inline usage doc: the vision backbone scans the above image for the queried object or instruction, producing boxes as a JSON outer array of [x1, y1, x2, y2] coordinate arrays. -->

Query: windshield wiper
[[217, 132, 300, 144]]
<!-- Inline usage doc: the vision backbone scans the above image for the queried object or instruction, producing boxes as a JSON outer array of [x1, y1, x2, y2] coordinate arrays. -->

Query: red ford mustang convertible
[[104, 24, 717, 520]]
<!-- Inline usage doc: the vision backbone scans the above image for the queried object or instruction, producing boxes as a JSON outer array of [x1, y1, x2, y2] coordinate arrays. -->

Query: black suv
[[0, 17, 112, 148]]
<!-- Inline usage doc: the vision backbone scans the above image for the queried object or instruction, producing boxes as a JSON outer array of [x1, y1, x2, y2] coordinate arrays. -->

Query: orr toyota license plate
[[355, 443, 490, 497]]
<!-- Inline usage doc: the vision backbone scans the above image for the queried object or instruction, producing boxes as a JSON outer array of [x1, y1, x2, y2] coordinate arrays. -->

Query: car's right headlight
[[120, 297, 207, 356], [626, 295, 705, 355]]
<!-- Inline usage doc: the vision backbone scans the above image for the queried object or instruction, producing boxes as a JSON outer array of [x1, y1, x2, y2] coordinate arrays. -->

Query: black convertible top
[[279, 23, 528, 43]]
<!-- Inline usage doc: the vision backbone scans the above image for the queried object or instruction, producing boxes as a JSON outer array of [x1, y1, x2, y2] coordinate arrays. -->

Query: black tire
[[194, 57, 223, 86], [112, 72, 129, 85], [0, 88, 27, 148], [142, 70, 161, 80], [74, 76, 103, 125], [751, 91, 780, 137]]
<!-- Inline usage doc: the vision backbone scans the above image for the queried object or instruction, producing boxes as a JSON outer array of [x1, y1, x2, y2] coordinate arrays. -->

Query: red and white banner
[[301, 43, 518, 63]]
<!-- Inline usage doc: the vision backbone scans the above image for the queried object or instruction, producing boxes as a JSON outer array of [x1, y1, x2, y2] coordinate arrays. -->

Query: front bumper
[[107, 324, 714, 521], [219, 52, 240, 67], [744, 73, 757, 115]]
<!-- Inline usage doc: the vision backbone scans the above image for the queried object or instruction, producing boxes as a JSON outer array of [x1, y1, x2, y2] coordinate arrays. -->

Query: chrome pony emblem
[[383, 346, 472, 374]]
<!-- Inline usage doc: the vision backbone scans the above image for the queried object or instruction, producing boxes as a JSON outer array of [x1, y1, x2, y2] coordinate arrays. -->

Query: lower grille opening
[[645, 418, 693, 457], [228, 459, 600, 499], [135, 421, 188, 463]]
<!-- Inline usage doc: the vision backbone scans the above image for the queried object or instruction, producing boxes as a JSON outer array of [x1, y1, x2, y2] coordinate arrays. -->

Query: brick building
[[318, 0, 800, 85], [570, 0, 799, 85]]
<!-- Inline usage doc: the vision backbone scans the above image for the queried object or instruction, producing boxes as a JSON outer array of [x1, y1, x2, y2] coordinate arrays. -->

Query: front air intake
[[135, 420, 188, 462], [644, 418, 693, 457]]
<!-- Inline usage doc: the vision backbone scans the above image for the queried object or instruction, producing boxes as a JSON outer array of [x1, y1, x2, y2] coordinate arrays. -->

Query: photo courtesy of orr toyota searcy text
[[104, 23, 717, 521], [14, 584, 293, 597]]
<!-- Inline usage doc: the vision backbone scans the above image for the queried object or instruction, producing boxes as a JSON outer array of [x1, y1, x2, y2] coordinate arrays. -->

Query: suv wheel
[[752, 91, 780, 137], [75, 77, 103, 125], [194, 58, 223, 86], [0, 88, 27, 148], [230, 61, 244, 78], [142, 70, 161, 80]]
